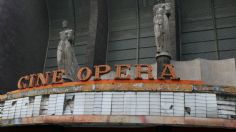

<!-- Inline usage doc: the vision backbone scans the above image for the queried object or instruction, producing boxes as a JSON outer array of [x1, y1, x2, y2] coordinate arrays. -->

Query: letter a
[[159, 64, 180, 80]]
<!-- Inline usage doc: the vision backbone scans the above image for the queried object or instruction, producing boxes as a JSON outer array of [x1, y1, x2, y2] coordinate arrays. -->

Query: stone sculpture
[[153, 3, 171, 56], [57, 20, 78, 81]]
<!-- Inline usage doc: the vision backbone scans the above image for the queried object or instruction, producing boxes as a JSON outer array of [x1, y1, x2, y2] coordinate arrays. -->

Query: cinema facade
[[1, 0, 236, 131]]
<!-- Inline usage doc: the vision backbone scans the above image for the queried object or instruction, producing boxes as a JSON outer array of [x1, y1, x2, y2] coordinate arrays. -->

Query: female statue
[[153, 3, 171, 54], [57, 20, 78, 81]]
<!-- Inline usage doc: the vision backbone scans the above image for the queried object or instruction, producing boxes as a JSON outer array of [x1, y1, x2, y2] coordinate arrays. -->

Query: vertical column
[[154, 0, 176, 76], [86, 0, 108, 67]]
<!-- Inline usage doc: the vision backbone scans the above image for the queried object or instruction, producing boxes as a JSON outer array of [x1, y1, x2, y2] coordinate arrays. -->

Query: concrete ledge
[[1, 115, 236, 128]]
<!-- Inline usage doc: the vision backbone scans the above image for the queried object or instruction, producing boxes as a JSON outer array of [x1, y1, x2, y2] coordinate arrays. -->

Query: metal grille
[[106, 0, 157, 67], [178, 0, 236, 60]]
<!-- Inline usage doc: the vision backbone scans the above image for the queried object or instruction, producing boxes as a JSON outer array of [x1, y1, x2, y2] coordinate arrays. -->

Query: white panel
[[64, 93, 75, 115], [0, 102, 4, 119], [55, 94, 65, 115], [218, 109, 236, 115], [217, 99, 236, 119], [101, 92, 112, 115], [48, 94, 57, 115], [33, 96, 42, 116], [2, 100, 11, 119], [93, 92, 103, 115], [112, 92, 124, 115], [161, 92, 174, 116], [20, 97, 29, 118], [26, 97, 34, 117], [174, 93, 184, 116], [196, 93, 207, 118], [150, 92, 161, 115], [206, 94, 217, 118], [124, 92, 136, 115], [185, 93, 196, 117], [136, 92, 149, 115], [8, 100, 17, 119], [84, 92, 94, 115], [74, 93, 85, 115], [14, 98, 23, 118]]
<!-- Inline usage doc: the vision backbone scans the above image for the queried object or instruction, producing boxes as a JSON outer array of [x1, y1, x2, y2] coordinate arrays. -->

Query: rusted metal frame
[[176, 0, 183, 61], [43, 0, 52, 72], [211, 0, 220, 59], [105, 0, 111, 64], [136, 0, 141, 64]]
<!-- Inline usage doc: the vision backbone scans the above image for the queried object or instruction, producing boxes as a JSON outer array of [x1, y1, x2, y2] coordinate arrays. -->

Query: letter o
[[77, 67, 92, 81]]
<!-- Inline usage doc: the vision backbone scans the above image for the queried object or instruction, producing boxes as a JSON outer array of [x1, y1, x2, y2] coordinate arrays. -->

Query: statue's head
[[157, 0, 165, 3], [62, 20, 68, 28], [153, 3, 171, 15], [153, 4, 163, 14]]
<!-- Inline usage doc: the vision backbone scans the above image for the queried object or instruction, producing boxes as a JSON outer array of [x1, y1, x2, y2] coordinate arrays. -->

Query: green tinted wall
[[45, 0, 158, 70], [106, 0, 157, 66], [179, 0, 236, 60]]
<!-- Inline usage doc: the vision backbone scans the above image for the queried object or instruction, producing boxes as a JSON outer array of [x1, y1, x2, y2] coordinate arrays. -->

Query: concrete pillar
[[86, 0, 108, 69], [156, 0, 176, 76], [156, 55, 171, 77]]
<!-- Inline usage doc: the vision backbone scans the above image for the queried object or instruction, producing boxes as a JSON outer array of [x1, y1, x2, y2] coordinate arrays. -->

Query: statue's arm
[[67, 30, 75, 45], [57, 46, 62, 63], [165, 4, 171, 17]]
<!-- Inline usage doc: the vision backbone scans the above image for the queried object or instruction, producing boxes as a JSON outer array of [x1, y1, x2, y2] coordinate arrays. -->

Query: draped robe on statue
[[57, 29, 78, 81], [153, 3, 171, 54]]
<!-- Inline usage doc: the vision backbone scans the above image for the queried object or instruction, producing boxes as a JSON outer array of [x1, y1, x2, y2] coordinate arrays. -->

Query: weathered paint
[[1, 115, 236, 128], [2, 80, 203, 101], [3, 81, 236, 102]]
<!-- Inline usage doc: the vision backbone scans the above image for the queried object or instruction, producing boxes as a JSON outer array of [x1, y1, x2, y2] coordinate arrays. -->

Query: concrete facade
[[171, 58, 236, 86]]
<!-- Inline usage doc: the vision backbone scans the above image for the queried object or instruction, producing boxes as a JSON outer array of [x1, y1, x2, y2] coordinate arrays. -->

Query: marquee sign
[[17, 64, 180, 89]]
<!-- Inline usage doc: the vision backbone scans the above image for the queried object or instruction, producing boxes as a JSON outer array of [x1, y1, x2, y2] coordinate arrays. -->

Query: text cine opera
[[17, 64, 180, 89]]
